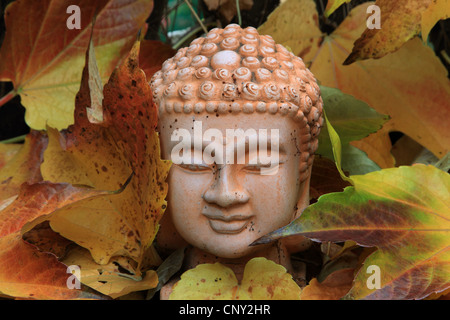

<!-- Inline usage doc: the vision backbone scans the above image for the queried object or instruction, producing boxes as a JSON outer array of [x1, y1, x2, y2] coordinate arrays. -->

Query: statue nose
[[203, 165, 249, 208]]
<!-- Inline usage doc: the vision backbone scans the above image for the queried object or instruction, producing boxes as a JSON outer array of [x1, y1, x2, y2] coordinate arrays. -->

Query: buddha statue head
[[150, 25, 323, 272]]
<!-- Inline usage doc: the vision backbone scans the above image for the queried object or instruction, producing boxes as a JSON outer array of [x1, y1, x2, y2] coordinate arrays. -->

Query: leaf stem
[[172, 23, 215, 50], [0, 134, 27, 144], [236, 0, 242, 26], [0, 89, 16, 108], [183, 0, 207, 34]]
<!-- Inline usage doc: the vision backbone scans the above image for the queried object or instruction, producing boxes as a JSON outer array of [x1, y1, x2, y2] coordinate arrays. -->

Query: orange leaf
[[0, 181, 114, 299], [0, 131, 48, 202], [344, 0, 433, 64], [0, 233, 101, 300], [0, 0, 154, 130], [300, 268, 354, 300], [139, 40, 176, 80], [41, 41, 171, 266], [310, 3, 450, 159]]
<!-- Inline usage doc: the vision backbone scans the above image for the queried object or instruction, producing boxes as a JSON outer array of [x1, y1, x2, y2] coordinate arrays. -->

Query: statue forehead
[[151, 24, 323, 167], [150, 25, 322, 122]]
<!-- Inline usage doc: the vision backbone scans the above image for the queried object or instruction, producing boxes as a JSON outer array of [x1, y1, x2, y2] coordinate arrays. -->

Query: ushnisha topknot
[[150, 24, 324, 161]]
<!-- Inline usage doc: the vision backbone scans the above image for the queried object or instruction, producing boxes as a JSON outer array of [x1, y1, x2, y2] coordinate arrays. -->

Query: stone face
[[152, 25, 323, 298], [150, 24, 324, 159]]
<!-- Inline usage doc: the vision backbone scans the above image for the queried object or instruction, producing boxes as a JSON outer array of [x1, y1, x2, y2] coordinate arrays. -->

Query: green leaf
[[319, 86, 388, 175], [253, 164, 450, 300], [323, 111, 353, 184]]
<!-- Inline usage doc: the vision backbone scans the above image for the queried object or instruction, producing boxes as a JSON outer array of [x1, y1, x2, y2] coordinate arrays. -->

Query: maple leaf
[[254, 164, 450, 300], [169, 258, 301, 300], [0, 131, 48, 204], [344, 0, 450, 64], [257, 0, 323, 63], [0, 182, 116, 299], [265, 1, 450, 162], [40, 39, 171, 269], [62, 246, 158, 299], [0, 0, 154, 130]]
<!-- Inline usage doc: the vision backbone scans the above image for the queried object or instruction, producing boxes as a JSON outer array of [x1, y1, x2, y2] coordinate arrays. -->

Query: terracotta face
[[159, 112, 309, 259]]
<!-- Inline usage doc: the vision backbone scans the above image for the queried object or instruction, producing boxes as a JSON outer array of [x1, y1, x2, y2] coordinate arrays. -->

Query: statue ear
[[293, 164, 313, 221]]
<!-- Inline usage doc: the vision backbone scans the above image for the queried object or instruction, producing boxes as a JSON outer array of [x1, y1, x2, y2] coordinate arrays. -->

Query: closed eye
[[178, 163, 212, 172], [243, 162, 282, 174]]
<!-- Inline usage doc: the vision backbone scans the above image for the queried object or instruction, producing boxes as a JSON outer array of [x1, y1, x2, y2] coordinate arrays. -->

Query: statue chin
[[151, 24, 324, 299]]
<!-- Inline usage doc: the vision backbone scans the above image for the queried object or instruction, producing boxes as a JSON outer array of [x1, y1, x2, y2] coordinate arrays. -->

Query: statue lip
[[202, 213, 253, 222], [202, 213, 254, 234]]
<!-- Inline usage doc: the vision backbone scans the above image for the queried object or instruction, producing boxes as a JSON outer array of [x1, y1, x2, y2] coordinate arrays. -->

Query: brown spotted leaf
[[0, 181, 115, 299], [41, 40, 171, 268], [0, 0, 154, 130], [255, 164, 450, 300], [344, 0, 434, 64]]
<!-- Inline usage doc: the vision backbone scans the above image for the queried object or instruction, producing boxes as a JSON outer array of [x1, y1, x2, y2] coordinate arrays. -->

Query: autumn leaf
[[0, 131, 48, 203], [254, 164, 450, 300], [169, 258, 301, 300], [40, 39, 171, 268], [309, 156, 352, 200], [257, 0, 323, 63], [261, 1, 450, 162], [0, 0, 154, 130], [62, 246, 158, 299], [421, 0, 450, 41], [300, 268, 354, 300], [314, 3, 450, 160], [0, 181, 118, 299], [0, 233, 102, 300], [0, 143, 21, 170], [324, 0, 352, 17], [139, 40, 177, 80], [22, 221, 74, 258], [343, 0, 436, 64]]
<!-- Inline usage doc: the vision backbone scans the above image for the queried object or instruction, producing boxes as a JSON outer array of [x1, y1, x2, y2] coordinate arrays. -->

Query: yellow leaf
[[170, 258, 301, 300], [0, 0, 154, 130], [169, 262, 237, 300], [63, 246, 158, 299], [0, 131, 48, 202], [421, 0, 450, 41], [40, 42, 171, 267], [324, 0, 351, 17], [257, 0, 323, 64], [309, 3, 450, 159], [344, 0, 434, 64], [237, 258, 302, 300]]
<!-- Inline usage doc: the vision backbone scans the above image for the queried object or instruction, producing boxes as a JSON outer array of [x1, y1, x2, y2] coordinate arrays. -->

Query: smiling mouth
[[203, 213, 253, 234]]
